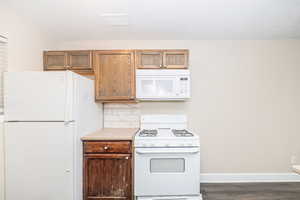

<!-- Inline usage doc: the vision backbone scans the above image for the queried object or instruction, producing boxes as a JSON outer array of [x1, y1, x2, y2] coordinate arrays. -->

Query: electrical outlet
[[291, 155, 297, 164]]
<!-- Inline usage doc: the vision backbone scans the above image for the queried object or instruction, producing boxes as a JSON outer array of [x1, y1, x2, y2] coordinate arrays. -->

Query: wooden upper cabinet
[[135, 50, 163, 69], [136, 49, 189, 69], [44, 51, 68, 70], [163, 50, 189, 69], [68, 50, 93, 72], [94, 50, 135, 101], [44, 50, 93, 74]]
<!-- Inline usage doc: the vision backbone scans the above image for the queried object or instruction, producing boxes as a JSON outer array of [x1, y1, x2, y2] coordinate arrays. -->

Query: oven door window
[[150, 158, 185, 173]]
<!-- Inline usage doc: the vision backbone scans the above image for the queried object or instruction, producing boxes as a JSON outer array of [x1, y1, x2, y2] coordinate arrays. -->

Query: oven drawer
[[84, 141, 132, 153]]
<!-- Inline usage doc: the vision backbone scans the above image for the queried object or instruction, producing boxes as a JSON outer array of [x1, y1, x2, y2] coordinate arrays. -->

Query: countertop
[[81, 128, 139, 141]]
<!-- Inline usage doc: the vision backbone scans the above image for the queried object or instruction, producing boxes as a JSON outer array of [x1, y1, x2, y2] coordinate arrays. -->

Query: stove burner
[[139, 129, 158, 137], [172, 129, 193, 137]]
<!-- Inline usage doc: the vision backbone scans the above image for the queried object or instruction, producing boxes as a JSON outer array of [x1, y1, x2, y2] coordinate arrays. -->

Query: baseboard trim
[[200, 173, 300, 183]]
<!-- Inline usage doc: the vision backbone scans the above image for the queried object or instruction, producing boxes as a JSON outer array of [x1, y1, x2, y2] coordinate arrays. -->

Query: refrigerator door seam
[[5, 121, 66, 122]]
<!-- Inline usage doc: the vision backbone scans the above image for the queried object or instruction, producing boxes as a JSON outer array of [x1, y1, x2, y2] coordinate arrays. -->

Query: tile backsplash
[[104, 103, 140, 128]]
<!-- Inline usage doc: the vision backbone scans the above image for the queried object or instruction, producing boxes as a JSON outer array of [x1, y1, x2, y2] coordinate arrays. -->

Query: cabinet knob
[[125, 156, 129, 160], [103, 146, 109, 150], [160, 64, 162, 67]]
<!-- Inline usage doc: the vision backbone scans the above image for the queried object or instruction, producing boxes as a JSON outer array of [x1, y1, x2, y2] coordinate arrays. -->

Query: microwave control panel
[[179, 77, 190, 97]]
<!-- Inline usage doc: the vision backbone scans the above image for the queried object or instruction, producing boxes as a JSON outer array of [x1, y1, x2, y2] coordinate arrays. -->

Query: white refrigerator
[[4, 71, 103, 200]]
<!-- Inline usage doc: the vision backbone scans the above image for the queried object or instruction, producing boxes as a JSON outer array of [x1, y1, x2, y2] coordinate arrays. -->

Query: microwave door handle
[[136, 150, 199, 155]]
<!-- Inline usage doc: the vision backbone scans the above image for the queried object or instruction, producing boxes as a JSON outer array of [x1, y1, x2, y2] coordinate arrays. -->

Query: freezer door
[[5, 122, 74, 200], [4, 71, 74, 121]]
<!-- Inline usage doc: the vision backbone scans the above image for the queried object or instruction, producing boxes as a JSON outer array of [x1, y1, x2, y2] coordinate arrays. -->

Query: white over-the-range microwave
[[136, 69, 190, 101]]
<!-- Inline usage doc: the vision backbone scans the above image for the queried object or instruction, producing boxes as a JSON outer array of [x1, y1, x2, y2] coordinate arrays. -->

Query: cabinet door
[[135, 50, 163, 69], [44, 51, 68, 70], [94, 50, 135, 101], [84, 154, 132, 200], [163, 50, 189, 69], [68, 50, 93, 72]]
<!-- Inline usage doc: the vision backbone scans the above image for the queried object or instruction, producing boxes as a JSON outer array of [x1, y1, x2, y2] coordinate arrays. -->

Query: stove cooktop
[[172, 129, 194, 137], [139, 129, 194, 137], [134, 128, 199, 147], [134, 115, 200, 147], [139, 129, 158, 137]]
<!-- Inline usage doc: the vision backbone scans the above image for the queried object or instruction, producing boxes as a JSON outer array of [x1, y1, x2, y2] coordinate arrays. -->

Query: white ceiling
[[5, 0, 300, 41]]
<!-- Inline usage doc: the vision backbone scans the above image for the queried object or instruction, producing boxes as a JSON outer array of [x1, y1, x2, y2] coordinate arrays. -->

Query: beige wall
[[55, 40, 300, 173], [0, 2, 53, 71], [0, 119, 3, 200], [0, 3, 53, 200]]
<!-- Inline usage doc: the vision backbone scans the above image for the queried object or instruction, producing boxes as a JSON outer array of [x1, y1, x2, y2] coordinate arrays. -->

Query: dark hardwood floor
[[201, 183, 300, 200]]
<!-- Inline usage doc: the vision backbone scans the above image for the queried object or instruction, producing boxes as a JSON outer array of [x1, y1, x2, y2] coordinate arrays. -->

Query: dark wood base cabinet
[[83, 141, 133, 200]]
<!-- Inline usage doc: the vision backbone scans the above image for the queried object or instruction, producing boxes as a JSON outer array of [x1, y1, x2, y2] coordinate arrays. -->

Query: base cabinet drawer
[[84, 141, 132, 153]]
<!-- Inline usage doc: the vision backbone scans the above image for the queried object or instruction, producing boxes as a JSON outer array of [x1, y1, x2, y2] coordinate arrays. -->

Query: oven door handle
[[135, 149, 200, 155], [154, 198, 189, 200]]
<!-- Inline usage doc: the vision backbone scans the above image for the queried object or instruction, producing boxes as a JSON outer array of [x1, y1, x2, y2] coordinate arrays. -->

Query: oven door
[[134, 147, 200, 196]]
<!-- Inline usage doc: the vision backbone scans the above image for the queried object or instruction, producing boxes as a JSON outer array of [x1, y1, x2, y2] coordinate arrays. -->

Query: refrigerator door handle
[[64, 121, 75, 126], [64, 72, 75, 122]]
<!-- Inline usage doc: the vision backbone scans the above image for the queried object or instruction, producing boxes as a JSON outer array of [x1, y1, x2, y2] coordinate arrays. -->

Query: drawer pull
[[103, 146, 109, 150]]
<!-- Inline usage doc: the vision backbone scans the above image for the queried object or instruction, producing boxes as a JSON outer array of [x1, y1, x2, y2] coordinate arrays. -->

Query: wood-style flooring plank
[[201, 182, 300, 200]]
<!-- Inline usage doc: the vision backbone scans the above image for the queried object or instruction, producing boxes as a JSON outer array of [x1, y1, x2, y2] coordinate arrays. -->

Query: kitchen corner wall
[[55, 40, 300, 174], [0, 2, 55, 71], [0, 2, 54, 200]]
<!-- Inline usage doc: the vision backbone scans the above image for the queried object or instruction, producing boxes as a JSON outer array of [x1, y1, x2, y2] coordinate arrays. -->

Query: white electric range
[[134, 115, 202, 200]]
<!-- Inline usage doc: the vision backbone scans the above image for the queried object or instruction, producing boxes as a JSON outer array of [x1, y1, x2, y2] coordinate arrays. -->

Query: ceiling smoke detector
[[101, 13, 129, 26]]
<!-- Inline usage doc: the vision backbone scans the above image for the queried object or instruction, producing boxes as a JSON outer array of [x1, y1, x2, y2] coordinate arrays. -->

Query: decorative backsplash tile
[[104, 103, 140, 128]]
